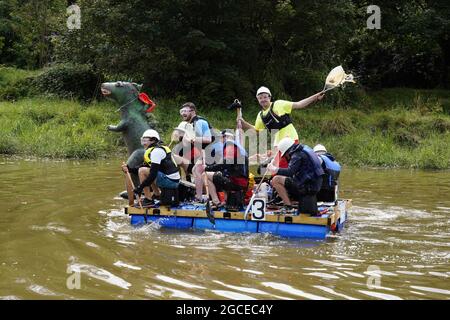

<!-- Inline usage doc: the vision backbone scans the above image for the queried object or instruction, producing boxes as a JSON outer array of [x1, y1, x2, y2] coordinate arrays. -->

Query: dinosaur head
[[101, 81, 156, 113], [101, 81, 140, 104]]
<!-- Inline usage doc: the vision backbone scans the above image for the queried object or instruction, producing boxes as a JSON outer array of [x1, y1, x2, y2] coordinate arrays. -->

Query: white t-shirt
[[150, 148, 181, 180]]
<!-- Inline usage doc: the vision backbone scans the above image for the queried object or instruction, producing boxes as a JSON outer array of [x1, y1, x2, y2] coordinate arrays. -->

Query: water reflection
[[0, 156, 449, 299]]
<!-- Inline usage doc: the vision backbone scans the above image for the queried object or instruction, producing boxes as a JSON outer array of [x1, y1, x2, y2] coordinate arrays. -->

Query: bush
[[392, 128, 421, 148], [32, 63, 103, 101]]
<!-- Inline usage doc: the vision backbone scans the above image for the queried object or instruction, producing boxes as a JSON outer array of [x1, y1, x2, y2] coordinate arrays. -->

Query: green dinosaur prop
[[101, 81, 157, 193]]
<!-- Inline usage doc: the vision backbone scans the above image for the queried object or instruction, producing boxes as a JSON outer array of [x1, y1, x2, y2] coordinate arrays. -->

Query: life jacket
[[143, 144, 179, 175], [288, 144, 324, 186], [222, 140, 249, 179], [319, 153, 341, 189], [191, 115, 215, 149], [258, 102, 293, 130]]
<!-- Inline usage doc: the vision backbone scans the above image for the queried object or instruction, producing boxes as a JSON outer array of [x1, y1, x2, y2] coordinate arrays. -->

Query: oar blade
[[205, 201, 215, 225]]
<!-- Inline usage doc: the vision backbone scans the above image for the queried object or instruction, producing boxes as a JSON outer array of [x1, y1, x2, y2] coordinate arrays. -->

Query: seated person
[[267, 138, 324, 214], [202, 130, 249, 210], [313, 144, 341, 202], [122, 129, 180, 207], [171, 121, 198, 180]]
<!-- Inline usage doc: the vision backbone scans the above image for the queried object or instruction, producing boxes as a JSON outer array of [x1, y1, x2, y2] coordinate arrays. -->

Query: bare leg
[[193, 160, 204, 200], [271, 175, 291, 205], [172, 154, 189, 180], [151, 181, 160, 197], [138, 167, 152, 199], [205, 172, 220, 204]]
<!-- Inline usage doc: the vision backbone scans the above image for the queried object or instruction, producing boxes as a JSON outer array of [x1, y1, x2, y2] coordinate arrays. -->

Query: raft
[[124, 199, 352, 239]]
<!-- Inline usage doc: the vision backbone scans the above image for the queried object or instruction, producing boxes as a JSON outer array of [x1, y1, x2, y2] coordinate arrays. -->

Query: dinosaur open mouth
[[100, 87, 111, 96]]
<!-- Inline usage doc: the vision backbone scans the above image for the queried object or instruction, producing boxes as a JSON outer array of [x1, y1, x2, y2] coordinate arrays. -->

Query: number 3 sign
[[251, 198, 266, 220]]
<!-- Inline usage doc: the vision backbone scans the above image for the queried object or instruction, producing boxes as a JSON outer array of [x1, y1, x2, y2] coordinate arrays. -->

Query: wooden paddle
[[122, 162, 143, 210], [244, 161, 272, 220], [201, 150, 215, 225]]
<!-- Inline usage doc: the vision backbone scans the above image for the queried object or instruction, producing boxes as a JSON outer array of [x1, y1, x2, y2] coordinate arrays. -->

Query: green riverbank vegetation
[[1, 67, 449, 169]]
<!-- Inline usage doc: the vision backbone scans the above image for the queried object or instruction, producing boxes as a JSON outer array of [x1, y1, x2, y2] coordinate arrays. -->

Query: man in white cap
[[266, 137, 324, 214], [313, 144, 341, 202], [238, 86, 325, 168]]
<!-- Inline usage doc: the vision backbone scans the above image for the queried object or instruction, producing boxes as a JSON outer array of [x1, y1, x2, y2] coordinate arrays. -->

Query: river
[[0, 156, 449, 300]]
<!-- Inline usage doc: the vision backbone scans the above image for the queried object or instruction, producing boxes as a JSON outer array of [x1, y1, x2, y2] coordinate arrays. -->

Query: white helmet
[[278, 137, 295, 157], [141, 129, 160, 141], [256, 86, 271, 97], [313, 144, 327, 154]]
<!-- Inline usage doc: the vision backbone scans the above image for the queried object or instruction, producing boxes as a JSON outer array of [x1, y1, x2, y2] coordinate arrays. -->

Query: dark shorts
[[212, 172, 244, 192], [284, 177, 322, 198]]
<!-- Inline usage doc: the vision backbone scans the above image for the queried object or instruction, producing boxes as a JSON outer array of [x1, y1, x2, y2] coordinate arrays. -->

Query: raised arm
[[292, 92, 325, 109]]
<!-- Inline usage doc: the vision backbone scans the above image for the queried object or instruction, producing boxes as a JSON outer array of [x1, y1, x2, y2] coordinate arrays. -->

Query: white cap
[[313, 144, 327, 154], [173, 121, 195, 141], [278, 137, 295, 157], [141, 129, 160, 141], [256, 86, 271, 97], [174, 121, 189, 132]]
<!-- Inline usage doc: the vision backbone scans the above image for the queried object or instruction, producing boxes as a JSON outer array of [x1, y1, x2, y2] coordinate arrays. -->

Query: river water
[[0, 156, 449, 300]]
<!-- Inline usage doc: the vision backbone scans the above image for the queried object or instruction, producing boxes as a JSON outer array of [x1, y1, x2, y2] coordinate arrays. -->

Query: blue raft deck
[[125, 199, 352, 239]]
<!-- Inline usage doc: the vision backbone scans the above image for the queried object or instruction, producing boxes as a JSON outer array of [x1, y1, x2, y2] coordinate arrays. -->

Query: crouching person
[[203, 130, 249, 210], [267, 138, 324, 215], [122, 129, 180, 207], [313, 144, 341, 203]]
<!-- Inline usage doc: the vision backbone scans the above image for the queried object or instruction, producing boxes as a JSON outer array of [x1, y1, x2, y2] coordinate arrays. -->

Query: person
[[177, 102, 214, 201], [203, 130, 249, 210], [267, 137, 324, 214], [170, 121, 196, 180], [238, 86, 325, 167], [122, 129, 180, 207], [313, 144, 341, 202]]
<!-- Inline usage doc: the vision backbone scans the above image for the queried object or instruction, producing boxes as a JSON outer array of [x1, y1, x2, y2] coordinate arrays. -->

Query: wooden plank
[[125, 201, 346, 227]]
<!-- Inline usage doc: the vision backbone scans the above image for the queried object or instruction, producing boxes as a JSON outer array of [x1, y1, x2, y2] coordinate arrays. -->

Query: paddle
[[244, 161, 272, 220], [122, 162, 143, 210], [201, 150, 215, 225], [321, 65, 355, 93]]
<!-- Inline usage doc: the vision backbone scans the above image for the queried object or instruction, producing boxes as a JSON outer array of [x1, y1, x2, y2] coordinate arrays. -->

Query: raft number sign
[[251, 198, 266, 220]]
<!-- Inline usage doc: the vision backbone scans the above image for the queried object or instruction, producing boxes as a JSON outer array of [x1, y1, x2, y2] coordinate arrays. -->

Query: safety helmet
[[313, 144, 327, 154], [141, 129, 160, 141], [278, 137, 295, 157], [256, 86, 271, 97], [221, 129, 234, 138]]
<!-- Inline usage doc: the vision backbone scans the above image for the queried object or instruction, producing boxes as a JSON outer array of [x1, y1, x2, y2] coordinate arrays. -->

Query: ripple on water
[[313, 286, 359, 300], [113, 261, 142, 271], [213, 280, 269, 296], [261, 282, 329, 300], [146, 285, 201, 300], [409, 286, 450, 296], [212, 290, 256, 300], [358, 290, 402, 300], [68, 263, 131, 290], [27, 284, 57, 296], [156, 275, 206, 289], [30, 223, 71, 234]]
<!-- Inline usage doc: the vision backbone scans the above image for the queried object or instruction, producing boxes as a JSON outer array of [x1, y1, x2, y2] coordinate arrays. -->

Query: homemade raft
[[124, 199, 352, 239]]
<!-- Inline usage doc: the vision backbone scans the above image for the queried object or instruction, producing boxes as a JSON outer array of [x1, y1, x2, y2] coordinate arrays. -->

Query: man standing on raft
[[237, 86, 325, 167]]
